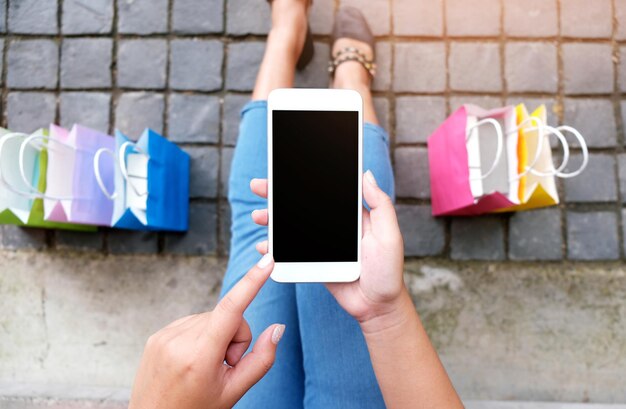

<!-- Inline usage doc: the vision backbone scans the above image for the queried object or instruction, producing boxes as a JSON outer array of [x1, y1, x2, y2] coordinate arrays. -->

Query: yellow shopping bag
[[497, 104, 559, 212]]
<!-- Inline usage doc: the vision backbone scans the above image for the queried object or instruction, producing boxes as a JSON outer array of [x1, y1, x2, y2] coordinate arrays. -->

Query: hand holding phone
[[250, 171, 407, 327]]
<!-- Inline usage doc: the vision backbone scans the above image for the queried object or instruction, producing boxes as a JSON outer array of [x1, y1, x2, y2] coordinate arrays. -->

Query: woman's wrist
[[358, 288, 416, 338]]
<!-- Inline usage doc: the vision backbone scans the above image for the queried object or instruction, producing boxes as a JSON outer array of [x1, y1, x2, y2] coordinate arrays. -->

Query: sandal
[[329, 7, 376, 78], [267, 0, 315, 71]]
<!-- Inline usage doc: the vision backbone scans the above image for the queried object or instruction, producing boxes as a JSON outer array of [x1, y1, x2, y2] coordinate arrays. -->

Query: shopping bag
[[428, 105, 520, 216], [103, 129, 189, 232], [0, 128, 94, 230], [0, 128, 38, 225], [43, 125, 115, 226], [497, 104, 560, 212], [44, 124, 76, 222]]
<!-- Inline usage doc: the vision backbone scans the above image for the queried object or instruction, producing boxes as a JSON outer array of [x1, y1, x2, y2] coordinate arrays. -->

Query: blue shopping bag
[[109, 129, 189, 232]]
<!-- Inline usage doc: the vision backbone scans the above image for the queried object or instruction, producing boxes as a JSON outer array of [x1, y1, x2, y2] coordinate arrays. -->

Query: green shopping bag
[[0, 128, 95, 231]]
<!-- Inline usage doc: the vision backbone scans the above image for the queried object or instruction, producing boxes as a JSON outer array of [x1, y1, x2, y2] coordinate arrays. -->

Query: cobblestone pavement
[[0, 0, 624, 262]]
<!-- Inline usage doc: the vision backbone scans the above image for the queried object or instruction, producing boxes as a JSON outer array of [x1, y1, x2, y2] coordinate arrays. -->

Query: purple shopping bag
[[70, 125, 116, 226]]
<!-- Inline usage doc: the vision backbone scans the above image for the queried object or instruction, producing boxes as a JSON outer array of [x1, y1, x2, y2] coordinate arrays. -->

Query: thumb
[[363, 170, 401, 239], [224, 324, 286, 402]]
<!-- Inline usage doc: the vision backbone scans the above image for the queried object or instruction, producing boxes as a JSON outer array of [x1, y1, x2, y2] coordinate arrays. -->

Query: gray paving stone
[[563, 99, 617, 148], [186, 146, 219, 199], [394, 147, 430, 199], [63, 0, 114, 34], [564, 153, 617, 203], [164, 203, 218, 255], [395, 96, 446, 144], [170, 39, 223, 92], [342, 0, 390, 35], [561, 0, 612, 38], [107, 230, 158, 254], [450, 96, 502, 112], [115, 92, 164, 137], [0, 0, 6, 32], [618, 154, 626, 202], [450, 216, 505, 261], [8, 0, 57, 34], [371, 42, 391, 92], [117, 39, 167, 89], [220, 147, 235, 198], [226, 42, 266, 92], [506, 42, 558, 93], [56, 231, 103, 252], [0, 226, 47, 250], [309, 0, 333, 35], [117, 0, 167, 34], [222, 94, 250, 146], [168, 94, 220, 143], [509, 208, 563, 261], [393, 42, 446, 92], [173, 0, 223, 34], [617, 0, 626, 40], [505, 97, 559, 127], [60, 92, 111, 132], [61, 38, 113, 89], [373, 97, 390, 131], [396, 205, 445, 257], [295, 42, 331, 88], [7, 40, 58, 89], [446, 0, 500, 37], [7, 92, 56, 133], [393, 0, 443, 36], [562, 43, 614, 95], [226, 0, 270, 35], [567, 211, 619, 260], [219, 202, 232, 256], [449, 42, 501, 92], [504, 0, 558, 37]]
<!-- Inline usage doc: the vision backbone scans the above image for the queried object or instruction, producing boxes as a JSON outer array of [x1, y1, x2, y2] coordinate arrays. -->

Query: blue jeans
[[221, 100, 395, 409]]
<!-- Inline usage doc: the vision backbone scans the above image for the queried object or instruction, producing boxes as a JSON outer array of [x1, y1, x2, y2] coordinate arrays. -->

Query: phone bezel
[[267, 88, 363, 283]]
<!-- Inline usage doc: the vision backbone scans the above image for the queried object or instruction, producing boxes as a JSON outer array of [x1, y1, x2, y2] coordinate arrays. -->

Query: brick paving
[[0, 0, 624, 261]]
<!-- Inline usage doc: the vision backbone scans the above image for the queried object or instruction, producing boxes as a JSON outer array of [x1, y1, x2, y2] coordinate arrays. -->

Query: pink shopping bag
[[428, 104, 520, 216], [45, 125, 116, 226]]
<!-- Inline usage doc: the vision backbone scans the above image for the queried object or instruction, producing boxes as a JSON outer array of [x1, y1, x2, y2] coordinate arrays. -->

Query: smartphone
[[267, 88, 362, 283]]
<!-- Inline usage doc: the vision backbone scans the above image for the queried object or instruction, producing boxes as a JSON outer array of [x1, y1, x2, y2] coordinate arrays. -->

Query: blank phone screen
[[272, 110, 359, 263]]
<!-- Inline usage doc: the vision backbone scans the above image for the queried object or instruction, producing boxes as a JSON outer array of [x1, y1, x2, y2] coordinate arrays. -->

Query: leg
[[222, 1, 310, 407], [296, 21, 394, 409]]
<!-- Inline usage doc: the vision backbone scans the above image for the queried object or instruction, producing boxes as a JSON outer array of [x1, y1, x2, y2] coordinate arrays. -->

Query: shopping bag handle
[[17, 133, 75, 200], [553, 126, 588, 179], [93, 148, 118, 200], [508, 117, 546, 180], [523, 125, 572, 178], [93, 141, 150, 201], [466, 118, 504, 181], [118, 141, 149, 197]]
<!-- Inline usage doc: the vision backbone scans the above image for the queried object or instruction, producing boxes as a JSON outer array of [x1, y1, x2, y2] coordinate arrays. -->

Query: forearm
[[360, 290, 464, 409]]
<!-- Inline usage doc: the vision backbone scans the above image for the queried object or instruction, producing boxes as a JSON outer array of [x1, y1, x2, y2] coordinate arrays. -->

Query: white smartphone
[[267, 88, 363, 283]]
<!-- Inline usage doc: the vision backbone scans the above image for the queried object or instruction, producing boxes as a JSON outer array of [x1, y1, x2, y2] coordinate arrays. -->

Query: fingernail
[[365, 170, 378, 187], [251, 209, 259, 218], [271, 324, 286, 345], [257, 253, 273, 268]]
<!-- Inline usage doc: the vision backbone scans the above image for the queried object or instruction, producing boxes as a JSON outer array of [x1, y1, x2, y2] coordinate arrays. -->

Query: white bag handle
[[0, 132, 45, 199], [553, 126, 589, 179], [93, 148, 118, 200], [524, 125, 571, 178], [466, 118, 504, 181], [17, 133, 75, 200], [509, 117, 546, 181], [93, 141, 150, 200]]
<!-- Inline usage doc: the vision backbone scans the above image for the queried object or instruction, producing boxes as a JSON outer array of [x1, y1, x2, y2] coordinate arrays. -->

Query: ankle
[[333, 62, 372, 89]]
